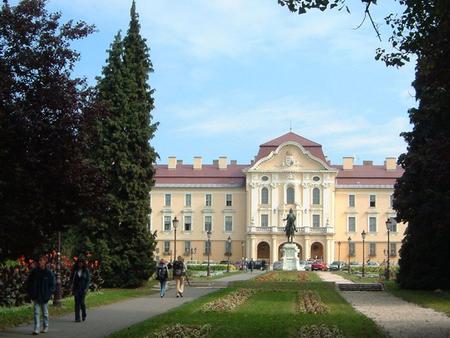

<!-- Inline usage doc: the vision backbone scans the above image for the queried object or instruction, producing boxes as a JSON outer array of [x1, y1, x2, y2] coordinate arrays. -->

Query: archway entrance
[[257, 242, 270, 260], [278, 242, 302, 261], [311, 242, 324, 260]]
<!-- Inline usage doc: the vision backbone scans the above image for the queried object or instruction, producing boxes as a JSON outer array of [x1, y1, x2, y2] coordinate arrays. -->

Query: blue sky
[[44, 0, 415, 165]]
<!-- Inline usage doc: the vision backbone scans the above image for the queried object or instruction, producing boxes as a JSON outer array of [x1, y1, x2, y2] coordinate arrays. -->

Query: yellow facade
[[150, 133, 404, 267]]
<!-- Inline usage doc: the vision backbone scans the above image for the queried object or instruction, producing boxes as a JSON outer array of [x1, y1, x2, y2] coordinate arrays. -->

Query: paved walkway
[[318, 271, 450, 338], [0, 271, 262, 338]]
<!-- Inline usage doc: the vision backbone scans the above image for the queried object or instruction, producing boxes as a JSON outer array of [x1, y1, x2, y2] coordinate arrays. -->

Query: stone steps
[[338, 283, 384, 291]]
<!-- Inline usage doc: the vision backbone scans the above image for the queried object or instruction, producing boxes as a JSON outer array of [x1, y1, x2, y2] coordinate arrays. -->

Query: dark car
[[252, 260, 267, 270], [311, 261, 328, 271], [329, 261, 346, 271]]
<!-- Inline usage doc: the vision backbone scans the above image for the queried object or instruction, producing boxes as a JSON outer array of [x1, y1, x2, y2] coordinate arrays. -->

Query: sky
[[43, 0, 415, 165]]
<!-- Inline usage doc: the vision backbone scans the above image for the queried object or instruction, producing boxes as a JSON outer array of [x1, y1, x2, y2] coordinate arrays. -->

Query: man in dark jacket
[[72, 258, 90, 322], [26, 256, 55, 335]]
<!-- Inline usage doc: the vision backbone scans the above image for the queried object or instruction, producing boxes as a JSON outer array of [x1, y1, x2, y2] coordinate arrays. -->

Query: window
[[205, 241, 211, 255], [390, 194, 394, 208], [349, 194, 355, 207], [388, 217, 398, 232], [389, 243, 397, 257], [286, 187, 295, 204], [369, 217, 377, 233], [225, 241, 232, 254], [348, 217, 356, 232], [349, 242, 355, 257], [225, 216, 233, 232], [261, 214, 269, 227], [205, 194, 212, 207], [163, 241, 170, 254], [261, 176, 269, 181], [369, 243, 376, 256], [313, 176, 320, 182], [369, 194, 376, 207], [184, 215, 192, 232], [184, 241, 191, 254], [312, 214, 320, 227], [164, 215, 171, 231], [185, 194, 191, 207], [261, 187, 269, 205], [204, 215, 212, 232], [312, 188, 321, 205], [164, 194, 171, 207], [226, 194, 232, 207]]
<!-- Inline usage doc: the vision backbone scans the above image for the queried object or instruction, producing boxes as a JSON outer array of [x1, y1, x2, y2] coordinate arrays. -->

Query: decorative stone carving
[[281, 243, 301, 271]]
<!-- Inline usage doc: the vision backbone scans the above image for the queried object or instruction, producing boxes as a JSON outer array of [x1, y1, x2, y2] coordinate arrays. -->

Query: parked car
[[311, 261, 328, 271], [329, 261, 346, 271], [273, 261, 283, 270], [349, 261, 362, 268], [253, 260, 268, 270], [367, 261, 380, 267], [298, 260, 307, 271], [304, 260, 314, 271]]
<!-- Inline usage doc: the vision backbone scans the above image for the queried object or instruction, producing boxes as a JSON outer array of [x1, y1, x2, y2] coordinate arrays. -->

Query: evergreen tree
[[278, 0, 450, 290], [0, 0, 96, 260], [86, 1, 158, 287]]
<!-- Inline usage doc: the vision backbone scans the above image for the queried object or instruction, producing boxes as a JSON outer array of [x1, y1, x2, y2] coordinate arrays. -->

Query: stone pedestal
[[281, 243, 301, 271]]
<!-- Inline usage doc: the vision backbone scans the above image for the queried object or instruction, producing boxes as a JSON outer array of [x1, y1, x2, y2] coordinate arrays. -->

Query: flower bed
[[201, 288, 256, 312], [256, 271, 310, 282], [297, 272, 309, 282], [296, 291, 328, 314], [255, 271, 277, 282], [292, 324, 345, 338], [150, 323, 212, 338]]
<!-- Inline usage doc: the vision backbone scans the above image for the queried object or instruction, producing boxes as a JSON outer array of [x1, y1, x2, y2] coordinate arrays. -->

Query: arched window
[[312, 188, 321, 205], [261, 187, 269, 205], [286, 187, 295, 204]]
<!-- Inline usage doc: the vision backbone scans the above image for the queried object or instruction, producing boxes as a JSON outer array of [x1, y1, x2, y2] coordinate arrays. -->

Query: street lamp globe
[[361, 230, 366, 240], [172, 216, 179, 229]]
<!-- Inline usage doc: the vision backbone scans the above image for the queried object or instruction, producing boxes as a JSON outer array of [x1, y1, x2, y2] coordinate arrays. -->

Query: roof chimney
[[231, 160, 237, 165], [385, 157, 397, 171], [363, 160, 373, 166], [177, 159, 183, 165], [343, 157, 354, 170], [218, 156, 228, 170], [168, 156, 177, 169], [193, 156, 202, 170]]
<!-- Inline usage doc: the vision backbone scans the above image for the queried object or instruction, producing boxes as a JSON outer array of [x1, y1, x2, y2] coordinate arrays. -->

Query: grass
[[333, 271, 450, 316], [189, 270, 243, 282], [0, 281, 157, 330], [109, 271, 385, 338]]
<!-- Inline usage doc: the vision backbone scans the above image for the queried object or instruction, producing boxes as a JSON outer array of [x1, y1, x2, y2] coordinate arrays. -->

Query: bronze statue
[[283, 208, 297, 243]]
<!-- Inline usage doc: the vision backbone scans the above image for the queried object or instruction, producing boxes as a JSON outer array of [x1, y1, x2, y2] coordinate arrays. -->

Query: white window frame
[[164, 193, 171, 207], [204, 241, 211, 255], [369, 194, 376, 207], [349, 242, 355, 257], [286, 186, 295, 204], [184, 241, 191, 255], [184, 214, 192, 232], [347, 216, 356, 233], [312, 214, 320, 227], [312, 188, 321, 205], [226, 193, 232, 207], [369, 242, 376, 257], [389, 243, 397, 257], [163, 241, 171, 254], [225, 241, 232, 254], [204, 215, 213, 232], [224, 215, 233, 233], [185, 193, 192, 207], [205, 193, 212, 207], [163, 215, 172, 232], [349, 194, 355, 207], [368, 216, 377, 233], [261, 214, 269, 227], [261, 187, 269, 205]]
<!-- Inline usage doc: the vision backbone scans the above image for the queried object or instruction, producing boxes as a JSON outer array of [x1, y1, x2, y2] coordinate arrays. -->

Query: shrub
[[0, 252, 103, 307], [151, 323, 212, 338]]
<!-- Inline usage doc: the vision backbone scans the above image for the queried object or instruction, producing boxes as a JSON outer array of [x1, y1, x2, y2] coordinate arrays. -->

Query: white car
[[298, 260, 307, 271]]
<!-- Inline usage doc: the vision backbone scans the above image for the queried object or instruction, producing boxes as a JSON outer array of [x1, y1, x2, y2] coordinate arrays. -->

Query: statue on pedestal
[[283, 208, 297, 243]]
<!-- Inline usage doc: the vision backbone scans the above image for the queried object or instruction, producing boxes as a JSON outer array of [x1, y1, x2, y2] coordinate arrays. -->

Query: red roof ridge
[[260, 132, 321, 147]]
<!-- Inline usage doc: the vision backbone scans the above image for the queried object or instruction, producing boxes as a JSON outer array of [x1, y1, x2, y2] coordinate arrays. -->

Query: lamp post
[[53, 231, 62, 306], [190, 247, 197, 261], [226, 236, 232, 273], [337, 241, 341, 270], [385, 219, 391, 280], [207, 230, 212, 277], [361, 230, 366, 278], [347, 236, 351, 273], [172, 217, 179, 262]]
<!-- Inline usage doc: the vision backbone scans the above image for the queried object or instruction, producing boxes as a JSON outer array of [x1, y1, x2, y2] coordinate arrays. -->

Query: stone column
[[302, 183, 310, 227], [250, 182, 258, 227], [249, 235, 256, 260], [271, 236, 278, 266], [304, 237, 311, 260]]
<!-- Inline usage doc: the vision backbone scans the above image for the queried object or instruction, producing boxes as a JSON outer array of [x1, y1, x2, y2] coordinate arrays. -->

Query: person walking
[[249, 258, 254, 273], [172, 256, 186, 298], [26, 255, 55, 335], [156, 259, 170, 298], [72, 258, 90, 322]]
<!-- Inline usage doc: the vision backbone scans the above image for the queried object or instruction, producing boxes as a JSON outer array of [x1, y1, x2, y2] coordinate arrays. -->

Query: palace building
[[150, 132, 404, 267]]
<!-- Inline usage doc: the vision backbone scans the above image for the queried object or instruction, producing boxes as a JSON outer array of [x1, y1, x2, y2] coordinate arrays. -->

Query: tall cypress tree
[[87, 1, 158, 287]]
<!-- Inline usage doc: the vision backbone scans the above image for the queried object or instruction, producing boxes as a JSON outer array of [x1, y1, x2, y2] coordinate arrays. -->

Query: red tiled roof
[[334, 164, 403, 185], [255, 132, 327, 162]]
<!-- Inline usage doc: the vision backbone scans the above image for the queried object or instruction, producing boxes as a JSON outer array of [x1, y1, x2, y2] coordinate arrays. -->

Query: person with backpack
[[248, 258, 254, 273], [72, 258, 90, 322], [156, 259, 170, 298], [172, 256, 186, 298]]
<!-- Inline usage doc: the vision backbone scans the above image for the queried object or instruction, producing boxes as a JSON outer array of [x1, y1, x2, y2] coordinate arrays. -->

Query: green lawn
[[0, 281, 157, 330], [333, 272, 450, 316], [109, 272, 385, 338]]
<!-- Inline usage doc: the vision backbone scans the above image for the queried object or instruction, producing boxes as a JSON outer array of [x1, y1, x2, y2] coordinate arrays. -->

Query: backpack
[[173, 261, 183, 277], [157, 266, 167, 280]]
